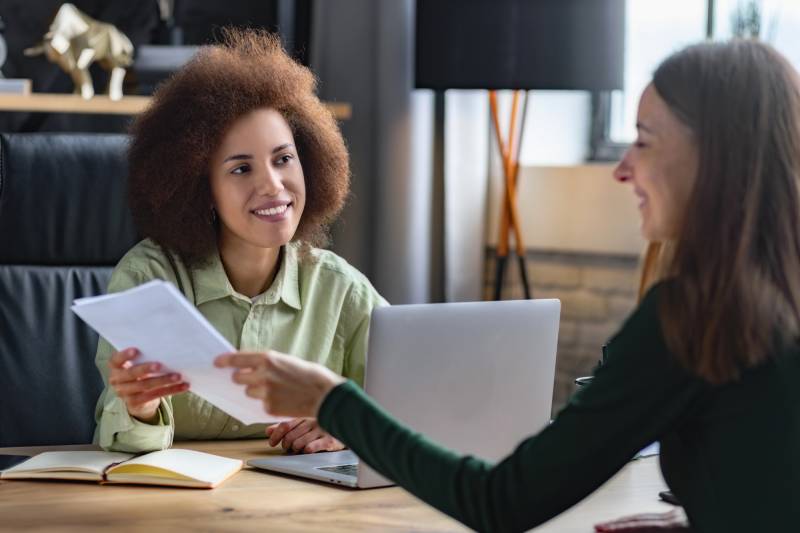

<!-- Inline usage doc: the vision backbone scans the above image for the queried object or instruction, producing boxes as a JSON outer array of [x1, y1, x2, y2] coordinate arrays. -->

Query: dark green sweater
[[319, 285, 800, 532]]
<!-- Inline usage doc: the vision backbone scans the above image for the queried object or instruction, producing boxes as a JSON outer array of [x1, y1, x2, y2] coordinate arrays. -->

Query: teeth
[[254, 205, 288, 216]]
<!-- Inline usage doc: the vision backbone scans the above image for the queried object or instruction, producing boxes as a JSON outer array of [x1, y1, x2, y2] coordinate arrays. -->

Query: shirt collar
[[192, 244, 302, 311]]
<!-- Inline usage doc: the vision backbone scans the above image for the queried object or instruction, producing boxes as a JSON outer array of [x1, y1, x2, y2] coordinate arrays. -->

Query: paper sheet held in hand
[[73, 280, 286, 425]]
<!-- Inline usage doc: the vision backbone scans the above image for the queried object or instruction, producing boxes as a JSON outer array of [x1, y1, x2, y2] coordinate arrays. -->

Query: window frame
[[588, 0, 715, 162]]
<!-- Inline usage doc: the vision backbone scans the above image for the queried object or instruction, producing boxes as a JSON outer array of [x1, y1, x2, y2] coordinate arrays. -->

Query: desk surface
[[0, 440, 671, 532], [0, 93, 352, 119]]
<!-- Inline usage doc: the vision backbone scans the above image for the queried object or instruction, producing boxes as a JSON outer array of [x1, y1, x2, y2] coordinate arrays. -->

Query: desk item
[[634, 442, 660, 459], [659, 491, 681, 506], [1, 449, 241, 488], [575, 344, 608, 386], [0, 79, 31, 95], [0, 455, 30, 470], [249, 298, 561, 488], [23, 4, 133, 100], [0, 441, 668, 531], [72, 280, 284, 425], [594, 508, 689, 532]]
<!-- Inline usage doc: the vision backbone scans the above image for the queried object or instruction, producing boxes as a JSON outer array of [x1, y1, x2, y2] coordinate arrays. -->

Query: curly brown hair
[[128, 28, 350, 264]]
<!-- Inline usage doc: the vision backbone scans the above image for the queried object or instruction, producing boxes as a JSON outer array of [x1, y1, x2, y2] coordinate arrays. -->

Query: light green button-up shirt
[[94, 238, 387, 452]]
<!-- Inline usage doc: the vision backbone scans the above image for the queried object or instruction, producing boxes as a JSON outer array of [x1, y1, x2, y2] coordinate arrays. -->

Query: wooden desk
[[0, 441, 672, 532], [0, 93, 352, 120]]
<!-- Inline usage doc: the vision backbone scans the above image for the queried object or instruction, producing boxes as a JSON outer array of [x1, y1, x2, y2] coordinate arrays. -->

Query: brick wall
[[484, 248, 641, 413]]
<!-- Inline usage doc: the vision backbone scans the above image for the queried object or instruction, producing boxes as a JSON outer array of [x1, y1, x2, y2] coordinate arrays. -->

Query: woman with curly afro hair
[[93, 28, 386, 454]]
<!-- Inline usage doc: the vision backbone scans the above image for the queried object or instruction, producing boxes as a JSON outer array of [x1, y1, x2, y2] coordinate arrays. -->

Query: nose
[[613, 150, 632, 183], [255, 164, 284, 195]]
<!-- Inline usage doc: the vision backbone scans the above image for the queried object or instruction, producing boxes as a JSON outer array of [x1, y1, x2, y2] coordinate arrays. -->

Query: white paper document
[[73, 280, 286, 425]]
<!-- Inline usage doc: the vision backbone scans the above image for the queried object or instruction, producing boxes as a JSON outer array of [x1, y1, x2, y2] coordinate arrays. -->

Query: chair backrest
[[0, 133, 138, 446]]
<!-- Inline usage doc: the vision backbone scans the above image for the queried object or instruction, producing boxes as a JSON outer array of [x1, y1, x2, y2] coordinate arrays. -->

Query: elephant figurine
[[24, 3, 134, 100]]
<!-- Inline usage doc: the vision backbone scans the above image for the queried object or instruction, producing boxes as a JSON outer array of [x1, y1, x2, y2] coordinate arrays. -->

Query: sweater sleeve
[[319, 285, 705, 532]]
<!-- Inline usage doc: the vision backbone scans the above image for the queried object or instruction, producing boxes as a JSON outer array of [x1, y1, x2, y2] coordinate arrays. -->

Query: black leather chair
[[0, 133, 138, 446]]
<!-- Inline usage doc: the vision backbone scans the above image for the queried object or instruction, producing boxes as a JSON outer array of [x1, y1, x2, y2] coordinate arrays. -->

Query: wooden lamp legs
[[489, 90, 531, 300]]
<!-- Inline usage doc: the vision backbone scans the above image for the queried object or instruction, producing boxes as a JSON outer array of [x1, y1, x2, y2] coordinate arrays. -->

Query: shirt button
[[231, 424, 240, 432]]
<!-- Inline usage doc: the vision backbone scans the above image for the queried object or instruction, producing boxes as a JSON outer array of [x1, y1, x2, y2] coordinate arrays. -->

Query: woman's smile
[[251, 200, 293, 222], [210, 108, 306, 251]]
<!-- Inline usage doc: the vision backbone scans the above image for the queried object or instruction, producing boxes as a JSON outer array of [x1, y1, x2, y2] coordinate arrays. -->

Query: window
[[714, 1, 800, 66], [609, 1, 706, 143], [593, 0, 800, 160]]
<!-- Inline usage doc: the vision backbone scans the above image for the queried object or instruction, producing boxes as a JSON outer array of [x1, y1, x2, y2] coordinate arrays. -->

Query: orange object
[[489, 91, 524, 258], [489, 90, 530, 299]]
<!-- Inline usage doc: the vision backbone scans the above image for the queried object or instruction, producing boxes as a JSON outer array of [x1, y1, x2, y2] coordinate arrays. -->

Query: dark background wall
[[0, 0, 426, 302], [0, 0, 311, 132]]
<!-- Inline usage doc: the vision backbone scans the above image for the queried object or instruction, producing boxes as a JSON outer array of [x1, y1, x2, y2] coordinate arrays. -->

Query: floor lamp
[[415, 0, 625, 300]]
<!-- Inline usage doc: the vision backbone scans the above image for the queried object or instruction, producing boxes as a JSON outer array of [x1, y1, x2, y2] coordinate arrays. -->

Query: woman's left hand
[[266, 418, 345, 453], [214, 350, 345, 419]]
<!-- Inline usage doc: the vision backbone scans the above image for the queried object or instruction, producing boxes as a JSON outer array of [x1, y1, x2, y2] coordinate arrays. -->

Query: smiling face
[[613, 84, 699, 241], [209, 108, 306, 254]]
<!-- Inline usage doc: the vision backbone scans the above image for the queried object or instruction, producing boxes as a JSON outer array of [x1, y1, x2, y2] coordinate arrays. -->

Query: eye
[[230, 164, 250, 175], [275, 153, 294, 166]]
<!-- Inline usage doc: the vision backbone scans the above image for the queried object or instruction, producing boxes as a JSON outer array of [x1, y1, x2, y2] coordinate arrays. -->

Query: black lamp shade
[[415, 0, 625, 91]]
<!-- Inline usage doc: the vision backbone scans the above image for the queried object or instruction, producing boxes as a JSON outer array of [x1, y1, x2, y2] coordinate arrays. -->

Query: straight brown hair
[[646, 40, 800, 383]]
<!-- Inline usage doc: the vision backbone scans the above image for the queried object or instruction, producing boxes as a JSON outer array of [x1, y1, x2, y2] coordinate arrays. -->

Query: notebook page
[[107, 449, 242, 484], [2, 451, 133, 475], [73, 280, 287, 425]]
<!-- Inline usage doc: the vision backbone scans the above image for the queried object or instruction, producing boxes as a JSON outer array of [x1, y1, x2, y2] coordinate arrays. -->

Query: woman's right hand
[[108, 348, 189, 423], [214, 350, 344, 419]]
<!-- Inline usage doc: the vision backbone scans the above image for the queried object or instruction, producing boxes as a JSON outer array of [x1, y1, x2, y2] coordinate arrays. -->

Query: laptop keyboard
[[317, 463, 358, 477]]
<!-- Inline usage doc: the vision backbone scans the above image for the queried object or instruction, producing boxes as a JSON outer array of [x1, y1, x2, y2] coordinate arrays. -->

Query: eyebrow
[[222, 154, 252, 163], [222, 144, 295, 164], [272, 143, 294, 154], [636, 122, 655, 135]]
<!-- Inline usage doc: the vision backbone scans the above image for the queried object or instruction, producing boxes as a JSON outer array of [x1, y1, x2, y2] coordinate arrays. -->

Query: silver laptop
[[248, 298, 560, 488]]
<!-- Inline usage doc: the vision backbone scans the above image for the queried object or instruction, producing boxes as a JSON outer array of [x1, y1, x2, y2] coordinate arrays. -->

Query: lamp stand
[[489, 90, 531, 300]]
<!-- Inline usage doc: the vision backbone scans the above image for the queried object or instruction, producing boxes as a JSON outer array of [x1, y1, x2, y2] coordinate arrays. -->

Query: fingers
[[126, 381, 190, 407], [107, 347, 189, 409], [303, 435, 345, 454], [218, 349, 344, 419], [267, 418, 304, 447], [281, 419, 316, 451], [268, 419, 341, 453], [289, 427, 324, 452], [109, 347, 140, 369], [245, 384, 267, 401], [233, 368, 267, 386], [108, 361, 164, 386], [108, 348, 168, 388], [112, 373, 184, 396], [214, 352, 271, 370]]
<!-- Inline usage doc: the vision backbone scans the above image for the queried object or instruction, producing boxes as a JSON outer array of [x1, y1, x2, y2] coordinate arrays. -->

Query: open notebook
[[0, 449, 242, 488]]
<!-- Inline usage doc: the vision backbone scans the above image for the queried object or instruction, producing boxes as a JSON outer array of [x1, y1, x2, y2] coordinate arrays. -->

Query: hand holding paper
[[73, 280, 287, 425], [107, 347, 189, 422]]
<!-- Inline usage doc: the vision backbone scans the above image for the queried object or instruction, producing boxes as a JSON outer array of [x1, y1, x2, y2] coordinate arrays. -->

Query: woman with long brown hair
[[217, 40, 800, 532]]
